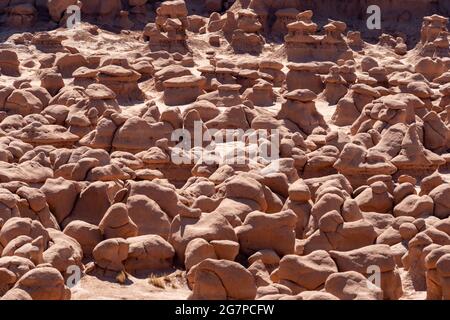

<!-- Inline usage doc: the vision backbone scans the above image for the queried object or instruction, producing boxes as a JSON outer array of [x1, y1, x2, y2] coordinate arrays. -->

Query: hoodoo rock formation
[[0, 0, 449, 302], [143, 0, 190, 53], [284, 11, 352, 62]]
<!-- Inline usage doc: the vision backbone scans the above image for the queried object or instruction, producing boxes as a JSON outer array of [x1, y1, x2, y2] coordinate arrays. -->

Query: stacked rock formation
[[143, 0, 190, 53], [284, 11, 352, 62], [230, 9, 265, 54], [418, 15, 450, 58]]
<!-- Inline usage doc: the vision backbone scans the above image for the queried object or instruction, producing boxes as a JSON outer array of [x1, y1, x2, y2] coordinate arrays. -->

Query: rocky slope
[[0, 0, 449, 300]]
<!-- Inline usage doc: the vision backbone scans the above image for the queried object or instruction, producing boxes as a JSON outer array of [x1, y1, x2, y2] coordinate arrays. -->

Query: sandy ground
[[71, 271, 191, 300], [70, 267, 426, 300]]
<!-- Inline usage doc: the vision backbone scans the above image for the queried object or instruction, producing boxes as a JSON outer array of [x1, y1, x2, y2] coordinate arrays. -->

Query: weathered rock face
[[425, 245, 450, 300], [97, 65, 144, 101], [124, 235, 175, 276], [236, 210, 297, 257], [330, 244, 403, 300], [0, 50, 21, 77], [0, 3, 38, 28], [285, 62, 325, 94], [187, 259, 257, 300], [1, 0, 450, 303], [331, 84, 380, 126], [169, 211, 237, 263], [272, 250, 338, 293], [1, 0, 449, 45]]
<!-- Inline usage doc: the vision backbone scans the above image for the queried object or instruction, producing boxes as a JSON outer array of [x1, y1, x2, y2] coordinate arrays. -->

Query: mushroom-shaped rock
[[169, 212, 237, 262], [391, 124, 445, 174], [163, 75, 206, 106], [0, 50, 20, 76], [277, 89, 328, 135], [334, 143, 397, 187], [97, 65, 143, 101]]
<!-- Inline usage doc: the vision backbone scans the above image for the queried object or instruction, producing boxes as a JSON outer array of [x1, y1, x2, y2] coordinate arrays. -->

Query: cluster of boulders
[[0, 0, 163, 29], [0, 0, 449, 301], [199, 7, 354, 59]]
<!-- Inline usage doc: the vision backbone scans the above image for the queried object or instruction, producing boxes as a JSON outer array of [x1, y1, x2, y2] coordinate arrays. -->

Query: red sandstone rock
[[0, 0, 448, 302]]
